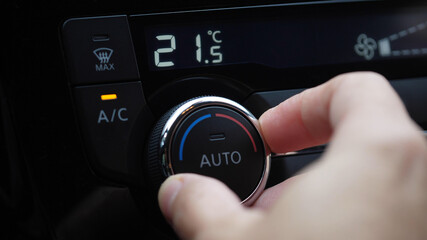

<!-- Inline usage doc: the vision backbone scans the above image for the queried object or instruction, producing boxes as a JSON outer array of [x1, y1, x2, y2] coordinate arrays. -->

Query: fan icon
[[93, 48, 114, 64], [354, 34, 377, 61]]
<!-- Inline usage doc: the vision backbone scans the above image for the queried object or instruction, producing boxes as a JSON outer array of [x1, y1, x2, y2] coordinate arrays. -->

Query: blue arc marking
[[179, 114, 212, 161]]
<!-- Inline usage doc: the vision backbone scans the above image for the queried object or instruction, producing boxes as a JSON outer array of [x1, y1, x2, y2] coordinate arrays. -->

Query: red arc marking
[[215, 113, 257, 152]]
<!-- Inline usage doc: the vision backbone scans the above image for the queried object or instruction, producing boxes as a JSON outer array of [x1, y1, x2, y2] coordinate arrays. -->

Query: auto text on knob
[[200, 151, 241, 168]]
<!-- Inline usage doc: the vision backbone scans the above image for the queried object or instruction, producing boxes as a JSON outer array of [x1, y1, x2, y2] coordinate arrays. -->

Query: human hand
[[158, 72, 427, 240]]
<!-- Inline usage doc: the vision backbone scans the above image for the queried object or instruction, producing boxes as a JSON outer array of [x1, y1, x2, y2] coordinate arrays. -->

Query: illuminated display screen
[[142, 7, 427, 71]]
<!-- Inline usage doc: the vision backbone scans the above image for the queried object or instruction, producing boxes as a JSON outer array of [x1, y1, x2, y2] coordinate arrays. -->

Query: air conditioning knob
[[146, 96, 270, 205]]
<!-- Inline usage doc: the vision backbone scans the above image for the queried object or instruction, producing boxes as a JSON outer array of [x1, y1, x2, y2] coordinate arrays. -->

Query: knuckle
[[334, 71, 388, 91], [339, 71, 387, 82], [398, 133, 425, 155], [371, 128, 427, 164]]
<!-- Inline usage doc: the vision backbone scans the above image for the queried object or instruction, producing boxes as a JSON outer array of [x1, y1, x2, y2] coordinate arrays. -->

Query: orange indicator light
[[101, 94, 117, 101]]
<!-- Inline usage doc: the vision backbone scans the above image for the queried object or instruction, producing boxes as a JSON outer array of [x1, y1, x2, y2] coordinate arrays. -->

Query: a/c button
[[73, 81, 152, 183]]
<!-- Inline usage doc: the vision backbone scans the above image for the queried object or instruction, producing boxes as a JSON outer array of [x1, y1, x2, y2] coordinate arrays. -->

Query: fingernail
[[158, 175, 184, 220]]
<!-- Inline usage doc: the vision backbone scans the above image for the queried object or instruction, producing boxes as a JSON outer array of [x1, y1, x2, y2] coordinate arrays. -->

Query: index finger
[[259, 72, 420, 154]]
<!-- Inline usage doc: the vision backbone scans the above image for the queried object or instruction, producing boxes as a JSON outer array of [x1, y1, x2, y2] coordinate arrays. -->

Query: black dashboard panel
[[6, 0, 427, 239]]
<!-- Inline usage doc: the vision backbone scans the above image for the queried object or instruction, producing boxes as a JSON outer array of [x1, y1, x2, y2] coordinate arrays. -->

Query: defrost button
[[62, 15, 139, 85]]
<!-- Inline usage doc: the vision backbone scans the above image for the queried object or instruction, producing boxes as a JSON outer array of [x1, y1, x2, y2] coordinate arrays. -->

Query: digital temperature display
[[145, 27, 226, 70], [151, 30, 223, 68], [143, 7, 427, 71]]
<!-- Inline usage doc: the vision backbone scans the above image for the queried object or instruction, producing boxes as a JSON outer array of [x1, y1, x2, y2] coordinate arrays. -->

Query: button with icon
[[62, 15, 140, 85], [73, 81, 154, 184]]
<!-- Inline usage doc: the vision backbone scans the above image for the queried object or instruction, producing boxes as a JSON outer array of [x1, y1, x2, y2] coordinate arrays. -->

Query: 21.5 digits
[[152, 30, 223, 68]]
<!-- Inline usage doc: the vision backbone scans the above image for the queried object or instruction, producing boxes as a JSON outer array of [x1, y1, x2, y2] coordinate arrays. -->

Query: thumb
[[158, 173, 261, 240]]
